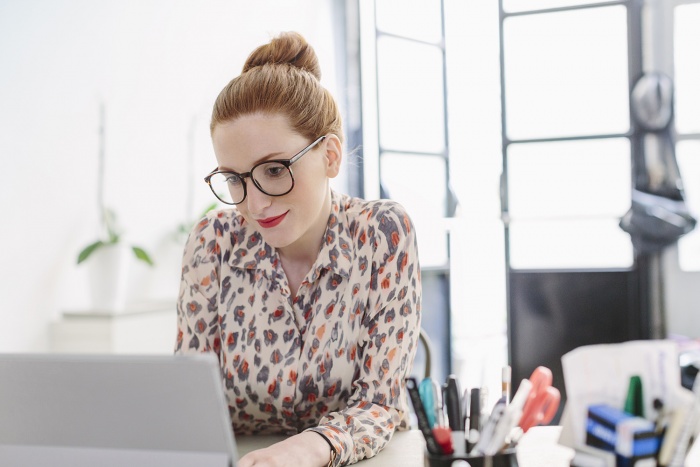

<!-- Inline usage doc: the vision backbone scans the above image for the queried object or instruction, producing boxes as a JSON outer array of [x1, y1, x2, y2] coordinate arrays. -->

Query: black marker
[[406, 377, 442, 455], [467, 387, 481, 453], [444, 375, 465, 454]]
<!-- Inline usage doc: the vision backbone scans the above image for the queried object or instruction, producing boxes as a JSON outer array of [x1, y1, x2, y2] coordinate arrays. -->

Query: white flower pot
[[87, 243, 130, 312]]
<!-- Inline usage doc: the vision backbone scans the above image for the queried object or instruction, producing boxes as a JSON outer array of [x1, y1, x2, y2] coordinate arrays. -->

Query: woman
[[175, 31, 422, 467]]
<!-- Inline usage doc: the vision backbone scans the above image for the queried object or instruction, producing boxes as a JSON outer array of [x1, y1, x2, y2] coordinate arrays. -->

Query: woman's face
[[211, 113, 341, 253]]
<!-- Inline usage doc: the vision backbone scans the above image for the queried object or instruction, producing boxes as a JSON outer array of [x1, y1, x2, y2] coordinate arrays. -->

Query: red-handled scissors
[[518, 366, 561, 432]]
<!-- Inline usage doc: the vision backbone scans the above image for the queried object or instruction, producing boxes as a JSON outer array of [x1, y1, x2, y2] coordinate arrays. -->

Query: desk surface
[[236, 426, 574, 467]]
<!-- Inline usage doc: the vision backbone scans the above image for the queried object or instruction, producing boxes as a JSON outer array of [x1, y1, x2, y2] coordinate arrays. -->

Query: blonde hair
[[210, 32, 343, 144]]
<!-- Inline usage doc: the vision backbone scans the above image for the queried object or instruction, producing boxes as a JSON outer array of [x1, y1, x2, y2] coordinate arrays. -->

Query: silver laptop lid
[[0, 353, 237, 466]]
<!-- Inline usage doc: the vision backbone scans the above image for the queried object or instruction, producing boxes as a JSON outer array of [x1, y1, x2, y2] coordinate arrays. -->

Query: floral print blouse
[[175, 190, 422, 466]]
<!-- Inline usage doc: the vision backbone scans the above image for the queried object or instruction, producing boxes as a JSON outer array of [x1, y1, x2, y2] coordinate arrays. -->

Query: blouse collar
[[228, 190, 353, 282]]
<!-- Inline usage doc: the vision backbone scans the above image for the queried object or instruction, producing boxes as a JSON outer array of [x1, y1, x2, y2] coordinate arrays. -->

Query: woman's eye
[[265, 166, 285, 177], [225, 175, 243, 186]]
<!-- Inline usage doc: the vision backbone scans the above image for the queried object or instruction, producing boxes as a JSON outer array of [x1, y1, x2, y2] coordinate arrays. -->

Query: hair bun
[[242, 31, 321, 80]]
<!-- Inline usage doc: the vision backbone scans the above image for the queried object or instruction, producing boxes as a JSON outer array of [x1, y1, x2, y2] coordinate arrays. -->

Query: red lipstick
[[257, 211, 288, 228]]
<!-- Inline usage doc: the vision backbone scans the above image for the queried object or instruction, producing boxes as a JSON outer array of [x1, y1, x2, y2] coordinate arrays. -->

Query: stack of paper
[[558, 340, 700, 466]]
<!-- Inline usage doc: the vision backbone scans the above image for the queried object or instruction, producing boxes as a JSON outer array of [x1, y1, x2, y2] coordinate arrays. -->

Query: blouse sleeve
[[308, 202, 422, 466], [174, 214, 222, 355]]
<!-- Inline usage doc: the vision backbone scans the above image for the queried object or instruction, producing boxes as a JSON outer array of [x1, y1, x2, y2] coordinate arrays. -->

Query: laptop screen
[[0, 353, 237, 467]]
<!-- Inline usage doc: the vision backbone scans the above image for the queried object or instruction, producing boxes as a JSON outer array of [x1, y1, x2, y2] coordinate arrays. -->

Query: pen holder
[[426, 448, 518, 467]]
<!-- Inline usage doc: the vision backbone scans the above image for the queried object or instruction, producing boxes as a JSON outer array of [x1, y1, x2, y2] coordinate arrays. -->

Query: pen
[[461, 387, 470, 434], [432, 378, 445, 428], [479, 386, 490, 428], [467, 387, 480, 453], [405, 377, 442, 455], [444, 375, 465, 455], [431, 379, 453, 455], [502, 365, 511, 404]]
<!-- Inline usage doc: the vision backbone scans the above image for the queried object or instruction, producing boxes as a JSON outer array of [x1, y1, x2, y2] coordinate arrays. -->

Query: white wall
[[0, 0, 340, 352]]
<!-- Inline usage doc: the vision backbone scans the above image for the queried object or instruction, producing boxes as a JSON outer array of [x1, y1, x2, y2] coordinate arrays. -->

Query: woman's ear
[[323, 134, 343, 178]]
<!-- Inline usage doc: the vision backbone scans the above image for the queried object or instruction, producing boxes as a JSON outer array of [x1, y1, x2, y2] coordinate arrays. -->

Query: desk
[[236, 426, 574, 467]]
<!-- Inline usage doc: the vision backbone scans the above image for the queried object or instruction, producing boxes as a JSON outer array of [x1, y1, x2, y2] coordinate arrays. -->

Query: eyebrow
[[217, 150, 288, 173]]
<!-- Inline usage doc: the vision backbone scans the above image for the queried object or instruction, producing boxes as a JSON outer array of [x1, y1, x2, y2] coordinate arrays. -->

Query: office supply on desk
[[519, 366, 561, 433], [585, 404, 661, 461], [433, 377, 446, 427], [663, 374, 700, 466], [431, 380, 454, 455], [420, 377, 438, 427], [426, 448, 518, 467], [560, 340, 700, 465], [433, 424, 455, 456], [560, 340, 679, 450], [0, 353, 237, 467], [570, 443, 616, 467], [472, 398, 508, 455], [431, 379, 454, 454], [444, 375, 465, 455], [502, 365, 512, 404], [420, 365, 569, 467], [624, 375, 645, 418], [467, 388, 481, 452], [480, 386, 490, 427], [474, 378, 532, 456], [461, 388, 470, 433], [406, 376, 443, 455]]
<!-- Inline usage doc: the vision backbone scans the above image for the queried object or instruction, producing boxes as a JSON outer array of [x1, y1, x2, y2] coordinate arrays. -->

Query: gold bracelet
[[314, 432, 338, 467], [327, 448, 337, 467]]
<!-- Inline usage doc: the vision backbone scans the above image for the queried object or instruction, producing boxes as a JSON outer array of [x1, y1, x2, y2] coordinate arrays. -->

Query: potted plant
[[77, 208, 153, 267], [78, 209, 153, 266], [75, 102, 154, 312], [77, 208, 154, 312]]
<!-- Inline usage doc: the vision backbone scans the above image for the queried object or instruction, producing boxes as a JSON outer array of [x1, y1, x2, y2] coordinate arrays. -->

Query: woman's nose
[[244, 182, 272, 215]]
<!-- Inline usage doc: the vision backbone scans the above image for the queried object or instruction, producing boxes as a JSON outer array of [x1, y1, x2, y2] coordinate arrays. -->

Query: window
[[674, 3, 700, 271], [502, 3, 634, 270], [508, 138, 633, 269], [504, 6, 630, 140]]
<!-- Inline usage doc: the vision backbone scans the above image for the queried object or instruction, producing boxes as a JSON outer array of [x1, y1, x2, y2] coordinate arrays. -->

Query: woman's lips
[[257, 211, 288, 228]]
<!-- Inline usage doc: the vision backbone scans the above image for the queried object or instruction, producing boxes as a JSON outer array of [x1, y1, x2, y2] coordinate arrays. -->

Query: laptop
[[0, 353, 238, 467]]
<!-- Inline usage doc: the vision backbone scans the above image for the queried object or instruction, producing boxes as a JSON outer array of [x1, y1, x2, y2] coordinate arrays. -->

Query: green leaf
[[77, 241, 105, 264], [132, 246, 154, 266]]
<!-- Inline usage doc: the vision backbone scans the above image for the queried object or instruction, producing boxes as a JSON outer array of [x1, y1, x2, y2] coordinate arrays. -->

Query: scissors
[[518, 366, 561, 432]]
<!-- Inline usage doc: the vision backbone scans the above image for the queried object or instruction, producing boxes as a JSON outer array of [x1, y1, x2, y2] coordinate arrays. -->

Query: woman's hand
[[237, 431, 333, 467]]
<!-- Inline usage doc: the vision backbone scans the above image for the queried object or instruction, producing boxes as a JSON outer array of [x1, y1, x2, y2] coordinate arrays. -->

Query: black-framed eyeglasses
[[204, 135, 326, 205]]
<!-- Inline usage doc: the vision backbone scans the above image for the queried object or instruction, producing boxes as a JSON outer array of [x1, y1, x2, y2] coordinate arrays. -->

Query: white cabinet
[[50, 301, 177, 354]]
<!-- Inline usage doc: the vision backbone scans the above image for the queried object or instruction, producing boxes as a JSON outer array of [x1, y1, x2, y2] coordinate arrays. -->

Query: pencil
[[502, 365, 511, 404]]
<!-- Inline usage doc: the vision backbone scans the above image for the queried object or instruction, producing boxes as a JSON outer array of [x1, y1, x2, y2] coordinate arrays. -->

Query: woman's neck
[[277, 187, 333, 268]]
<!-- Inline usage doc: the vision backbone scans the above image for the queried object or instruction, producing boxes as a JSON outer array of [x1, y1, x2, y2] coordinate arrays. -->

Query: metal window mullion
[[379, 148, 448, 158], [375, 30, 442, 48], [502, 0, 626, 18], [439, 0, 452, 218], [374, 6, 451, 218], [506, 131, 633, 146], [677, 133, 700, 141]]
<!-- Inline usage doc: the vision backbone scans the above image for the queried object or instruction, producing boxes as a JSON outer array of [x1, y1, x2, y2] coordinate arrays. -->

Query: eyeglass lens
[[208, 161, 294, 204]]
